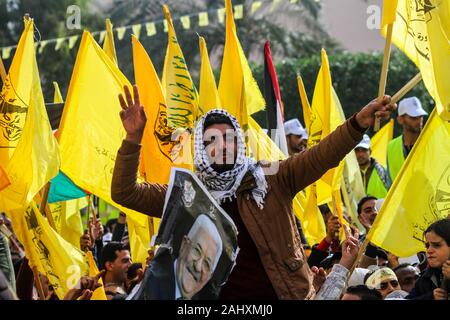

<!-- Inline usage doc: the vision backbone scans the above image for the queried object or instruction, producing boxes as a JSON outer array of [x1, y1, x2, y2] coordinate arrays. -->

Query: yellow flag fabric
[[367, 109, 450, 257], [371, 119, 394, 167], [381, 0, 399, 27], [218, 0, 266, 129], [0, 165, 10, 191], [53, 81, 64, 103], [58, 31, 147, 229], [199, 36, 221, 113], [86, 250, 107, 300], [7, 202, 89, 299], [309, 50, 345, 205], [341, 151, 366, 233], [0, 19, 32, 166], [161, 5, 198, 127], [48, 197, 87, 249], [103, 19, 118, 65], [297, 74, 311, 132], [0, 19, 60, 212], [382, 0, 450, 120], [132, 35, 194, 243]]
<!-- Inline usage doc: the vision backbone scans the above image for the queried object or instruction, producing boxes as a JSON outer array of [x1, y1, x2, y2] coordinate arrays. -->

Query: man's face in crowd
[[355, 147, 370, 167], [395, 266, 420, 293], [177, 226, 219, 299], [106, 250, 132, 284], [424, 231, 450, 269], [359, 199, 378, 226], [377, 277, 401, 299], [287, 134, 307, 155], [204, 123, 237, 173], [398, 115, 423, 134]]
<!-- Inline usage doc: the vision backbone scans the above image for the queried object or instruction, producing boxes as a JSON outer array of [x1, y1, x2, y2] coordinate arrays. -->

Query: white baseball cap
[[398, 97, 428, 117], [355, 134, 371, 150], [284, 119, 308, 139]]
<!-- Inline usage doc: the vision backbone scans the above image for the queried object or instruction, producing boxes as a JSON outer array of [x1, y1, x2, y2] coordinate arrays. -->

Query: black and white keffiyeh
[[194, 109, 268, 209]]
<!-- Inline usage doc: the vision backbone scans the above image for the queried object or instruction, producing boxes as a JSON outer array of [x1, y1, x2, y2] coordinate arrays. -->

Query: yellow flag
[[0, 19, 60, 212], [297, 73, 311, 132], [162, 5, 198, 127], [199, 36, 221, 113], [103, 19, 118, 65], [382, 0, 450, 120], [367, 109, 450, 256], [371, 119, 394, 167], [0, 19, 35, 167], [381, 0, 399, 27], [58, 31, 147, 229], [48, 197, 87, 249], [218, 0, 266, 129], [53, 81, 64, 103], [309, 50, 345, 205], [86, 251, 107, 300], [7, 202, 89, 299]]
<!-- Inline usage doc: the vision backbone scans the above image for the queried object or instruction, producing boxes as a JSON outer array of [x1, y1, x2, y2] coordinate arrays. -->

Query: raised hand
[[355, 95, 397, 129], [118, 85, 147, 144]]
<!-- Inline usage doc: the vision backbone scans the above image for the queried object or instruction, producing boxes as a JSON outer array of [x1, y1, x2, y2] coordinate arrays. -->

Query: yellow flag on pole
[[162, 5, 198, 127], [132, 35, 192, 247], [199, 36, 221, 113], [7, 202, 89, 299], [382, 0, 450, 120], [103, 19, 118, 65], [381, 0, 399, 28], [371, 118, 394, 167], [0, 19, 60, 212], [58, 31, 147, 229], [0, 18, 35, 168], [297, 73, 311, 132], [367, 109, 450, 256], [53, 81, 64, 103], [218, 0, 266, 129], [48, 197, 87, 249]]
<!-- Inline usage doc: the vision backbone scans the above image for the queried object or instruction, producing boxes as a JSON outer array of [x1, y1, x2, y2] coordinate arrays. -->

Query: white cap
[[398, 97, 428, 117], [284, 119, 308, 139], [355, 134, 371, 150], [347, 268, 371, 287]]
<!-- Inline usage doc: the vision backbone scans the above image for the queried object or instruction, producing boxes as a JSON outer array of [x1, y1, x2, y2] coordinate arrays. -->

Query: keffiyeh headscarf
[[194, 109, 268, 209]]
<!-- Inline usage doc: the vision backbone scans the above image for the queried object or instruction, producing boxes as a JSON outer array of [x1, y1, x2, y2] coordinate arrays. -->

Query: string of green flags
[[0, 0, 317, 60]]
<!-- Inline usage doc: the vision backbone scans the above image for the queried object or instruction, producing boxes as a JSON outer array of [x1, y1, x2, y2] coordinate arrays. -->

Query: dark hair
[[423, 218, 450, 246], [127, 263, 143, 280], [345, 285, 382, 300], [203, 113, 234, 131], [357, 196, 378, 215], [105, 218, 118, 233], [393, 263, 414, 273], [101, 242, 128, 269]]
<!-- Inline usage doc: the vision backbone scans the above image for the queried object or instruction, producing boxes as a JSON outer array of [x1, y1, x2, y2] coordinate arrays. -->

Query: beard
[[211, 163, 235, 173]]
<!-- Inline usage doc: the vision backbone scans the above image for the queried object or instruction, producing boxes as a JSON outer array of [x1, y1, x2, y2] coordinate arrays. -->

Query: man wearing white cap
[[284, 119, 309, 156], [355, 134, 391, 198], [387, 96, 428, 182]]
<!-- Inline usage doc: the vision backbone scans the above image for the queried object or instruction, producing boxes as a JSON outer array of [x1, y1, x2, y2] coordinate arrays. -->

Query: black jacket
[[406, 267, 447, 300]]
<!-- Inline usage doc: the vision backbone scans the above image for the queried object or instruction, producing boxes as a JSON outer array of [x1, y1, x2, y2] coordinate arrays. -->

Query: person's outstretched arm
[[274, 96, 397, 198], [111, 85, 168, 217]]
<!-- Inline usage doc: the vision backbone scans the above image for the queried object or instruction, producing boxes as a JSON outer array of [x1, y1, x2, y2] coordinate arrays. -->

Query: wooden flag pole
[[391, 73, 422, 104], [0, 56, 6, 83], [374, 23, 394, 132], [31, 266, 46, 300]]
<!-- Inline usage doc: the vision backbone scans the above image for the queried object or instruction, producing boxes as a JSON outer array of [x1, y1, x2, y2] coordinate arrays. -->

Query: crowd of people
[[0, 89, 448, 300]]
